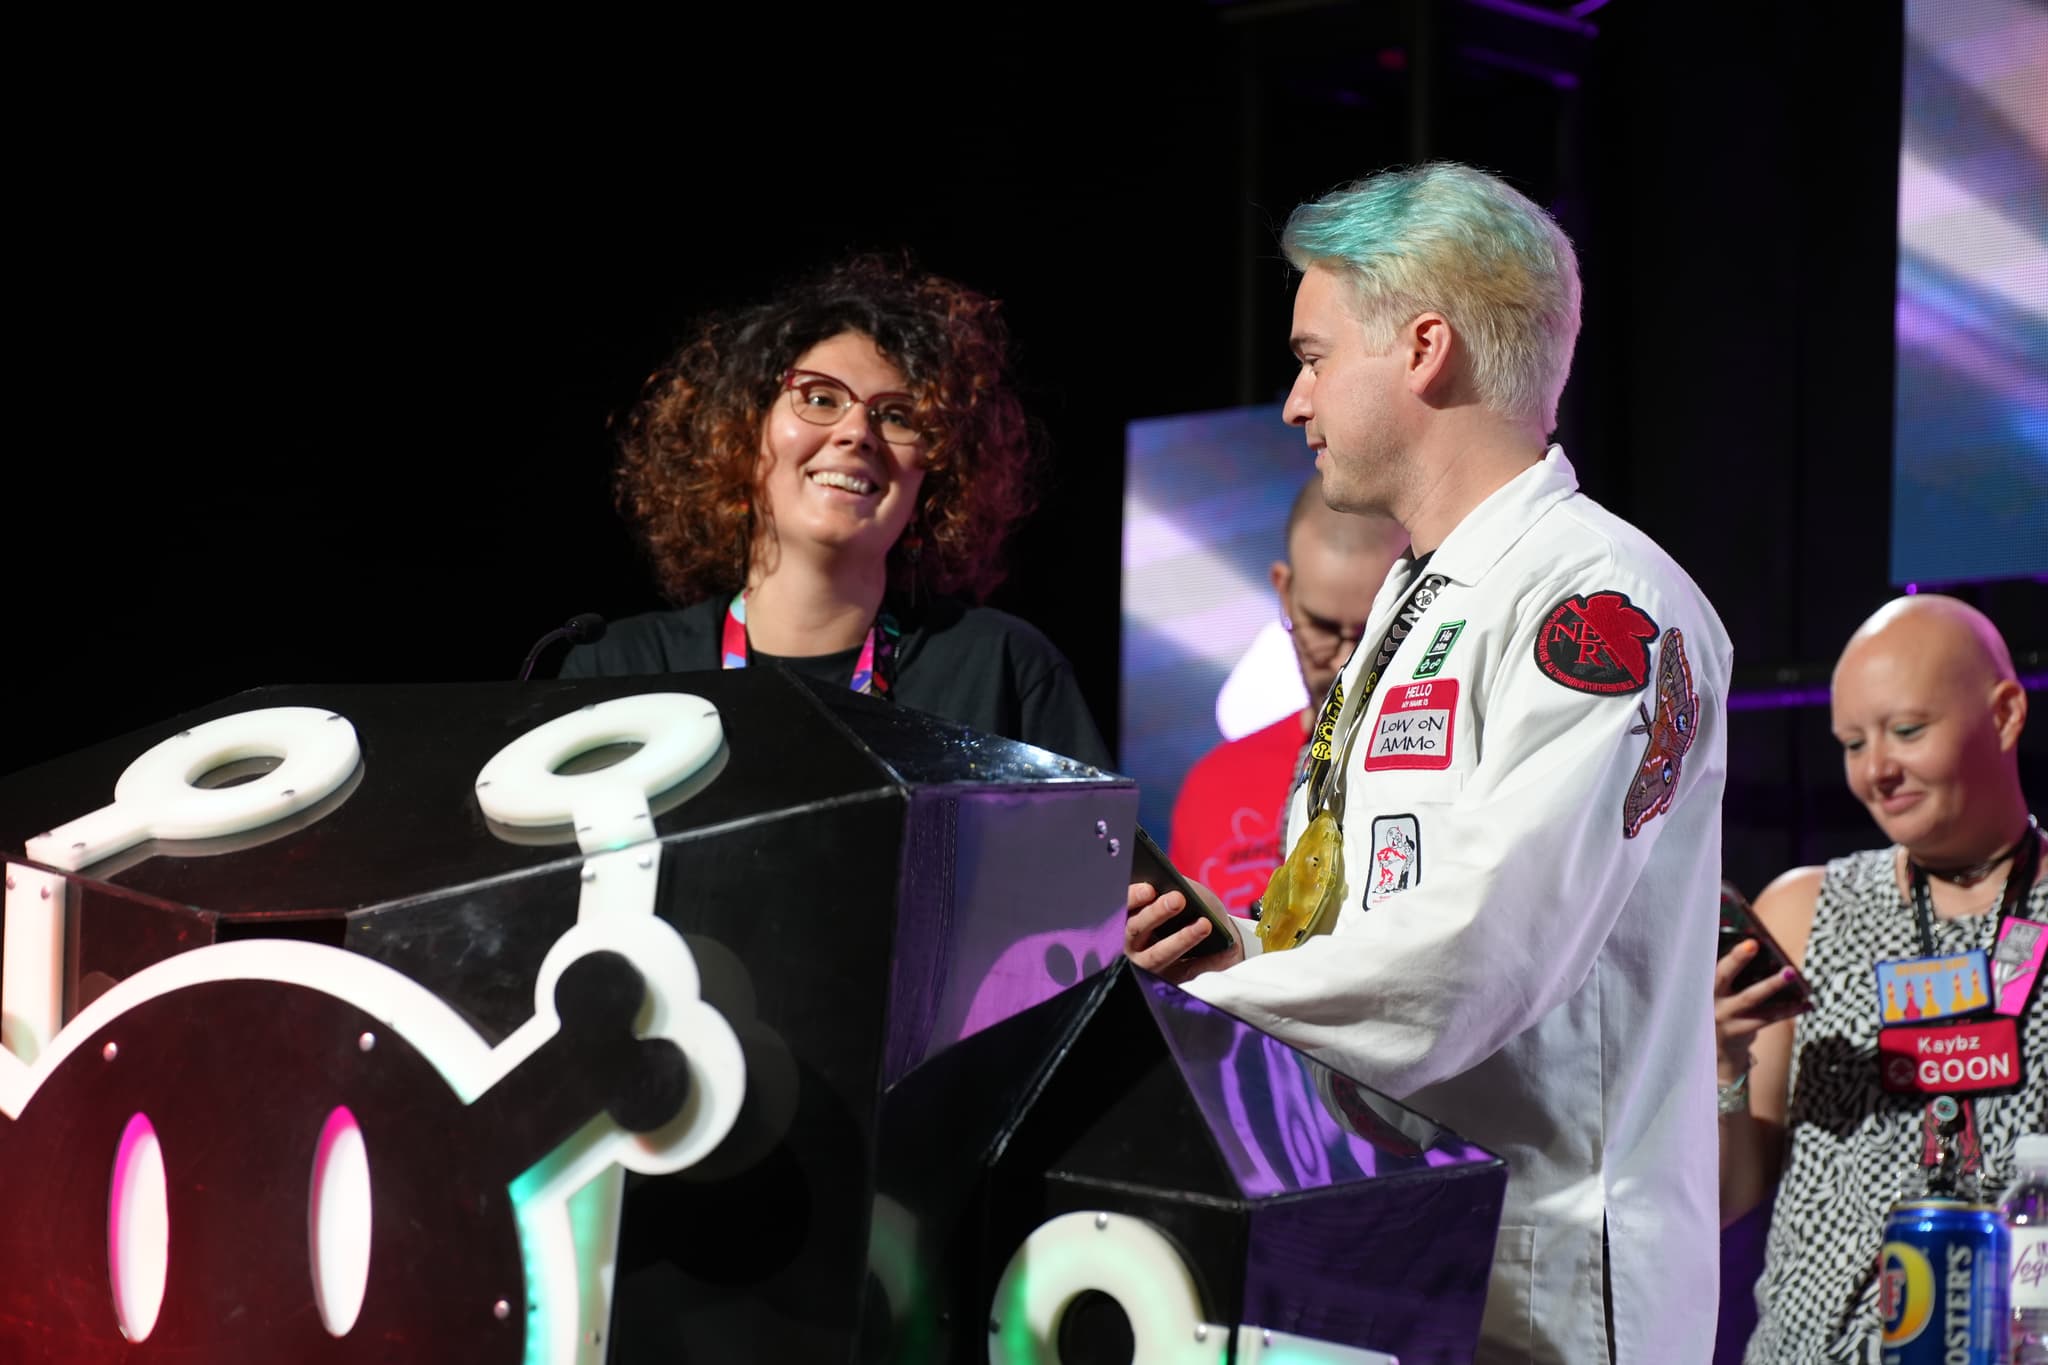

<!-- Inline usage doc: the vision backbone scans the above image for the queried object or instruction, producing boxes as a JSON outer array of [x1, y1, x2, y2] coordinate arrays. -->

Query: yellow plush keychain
[[1255, 808, 1344, 951]]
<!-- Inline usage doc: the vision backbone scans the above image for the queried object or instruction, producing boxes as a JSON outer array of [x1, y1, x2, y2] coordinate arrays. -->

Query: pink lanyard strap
[[721, 593, 892, 697]]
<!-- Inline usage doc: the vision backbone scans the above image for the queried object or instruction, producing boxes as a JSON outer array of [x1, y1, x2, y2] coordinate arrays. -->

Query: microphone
[[519, 612, 607, 681]]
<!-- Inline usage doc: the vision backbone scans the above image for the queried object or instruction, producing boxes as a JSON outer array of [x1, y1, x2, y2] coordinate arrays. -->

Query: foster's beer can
[[1880, 1196, 2009, 1364]]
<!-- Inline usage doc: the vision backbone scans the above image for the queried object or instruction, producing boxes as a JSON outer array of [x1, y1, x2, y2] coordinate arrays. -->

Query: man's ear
[[1990, 678, 2028, 752], [1406, 312, 1455, 397], [1270, 559, 1291, 601]]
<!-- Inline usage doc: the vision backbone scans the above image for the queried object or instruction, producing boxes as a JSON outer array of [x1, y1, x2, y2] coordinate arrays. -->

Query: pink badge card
[[1363, 679, 1457, 773], [1992, 916, 2048, 1016]]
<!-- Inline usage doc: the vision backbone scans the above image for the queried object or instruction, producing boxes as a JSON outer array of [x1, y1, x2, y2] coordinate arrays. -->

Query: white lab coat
[[1186, 449, 1729, 1365]]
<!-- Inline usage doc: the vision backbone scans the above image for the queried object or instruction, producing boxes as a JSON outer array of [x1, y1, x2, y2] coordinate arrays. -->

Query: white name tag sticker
[[1368, 814, 1422, 906], [1363, 679, 1458, 772]]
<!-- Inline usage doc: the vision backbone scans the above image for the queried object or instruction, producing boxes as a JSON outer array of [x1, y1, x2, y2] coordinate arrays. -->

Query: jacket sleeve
[[1184, 567, 1723, 1098]]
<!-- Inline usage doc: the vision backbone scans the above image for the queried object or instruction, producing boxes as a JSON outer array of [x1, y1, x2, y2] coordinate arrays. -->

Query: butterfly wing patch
[[1622, 626, 1700, 838]]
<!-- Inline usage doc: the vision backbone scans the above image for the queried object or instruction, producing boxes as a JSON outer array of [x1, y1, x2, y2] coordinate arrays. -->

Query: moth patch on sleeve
[[1622, 626, 1700, 839]]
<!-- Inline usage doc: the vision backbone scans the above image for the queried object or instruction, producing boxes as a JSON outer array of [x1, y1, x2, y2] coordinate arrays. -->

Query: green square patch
[[1413, 619, 1466, 679]]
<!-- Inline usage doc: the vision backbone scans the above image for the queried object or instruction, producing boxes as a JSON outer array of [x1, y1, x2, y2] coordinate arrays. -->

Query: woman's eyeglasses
[[783, 369, 924, 445]]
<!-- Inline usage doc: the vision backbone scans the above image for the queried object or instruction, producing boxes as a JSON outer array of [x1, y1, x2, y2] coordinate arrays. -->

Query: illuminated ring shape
[[473, 693, 722, 829], [113, 707, 360, 841], [988, 1211, 1217, 1365]]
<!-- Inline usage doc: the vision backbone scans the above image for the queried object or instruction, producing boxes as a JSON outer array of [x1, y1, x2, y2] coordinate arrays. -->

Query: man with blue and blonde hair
[[1127, 163, 1733, 1364]]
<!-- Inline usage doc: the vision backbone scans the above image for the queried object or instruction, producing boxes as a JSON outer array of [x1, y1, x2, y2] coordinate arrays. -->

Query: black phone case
[[1130, 825, 1236, 959], [1719, 885, 1812, 1006]]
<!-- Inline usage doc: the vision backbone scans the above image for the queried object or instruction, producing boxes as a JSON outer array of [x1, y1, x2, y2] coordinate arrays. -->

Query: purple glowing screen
[[1890, 0, 2048, 587]]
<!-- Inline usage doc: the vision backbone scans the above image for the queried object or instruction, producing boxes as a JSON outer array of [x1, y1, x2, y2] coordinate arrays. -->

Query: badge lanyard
[[1254, 561, 1448, 947], [1901, 821, 2044, 1174], [1302, 563, 1451, 822], [721, 593, 899, 697]]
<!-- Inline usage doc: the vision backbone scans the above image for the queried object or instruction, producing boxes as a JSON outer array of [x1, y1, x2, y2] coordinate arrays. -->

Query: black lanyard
[[1301, 560, 1449, 818], [1904, 819, 2043, 1178], [1909, 818, 2043, 962]]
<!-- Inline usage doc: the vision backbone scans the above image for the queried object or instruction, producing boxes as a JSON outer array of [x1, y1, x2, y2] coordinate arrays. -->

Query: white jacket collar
[[1425, 445, 1579, 587]]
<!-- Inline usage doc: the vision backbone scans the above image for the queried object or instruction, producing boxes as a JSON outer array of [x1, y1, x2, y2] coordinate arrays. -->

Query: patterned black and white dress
[[1745, 846, 2048, 1363]]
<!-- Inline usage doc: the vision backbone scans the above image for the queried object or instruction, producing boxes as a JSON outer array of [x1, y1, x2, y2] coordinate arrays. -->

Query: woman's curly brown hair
[[615, 254, 1035, 606]]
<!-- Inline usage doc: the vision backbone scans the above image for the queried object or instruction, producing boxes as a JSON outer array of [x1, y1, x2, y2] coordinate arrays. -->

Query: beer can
[[1880, 1196, 2010, 1364]]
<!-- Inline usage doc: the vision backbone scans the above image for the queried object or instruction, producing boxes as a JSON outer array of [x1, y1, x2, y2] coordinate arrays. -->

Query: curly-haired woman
[[561, 255, 1110, 767]]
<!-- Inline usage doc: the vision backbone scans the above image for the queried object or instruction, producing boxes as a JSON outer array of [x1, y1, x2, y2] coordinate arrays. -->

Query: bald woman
[[1717, 594, 2042, 1363]]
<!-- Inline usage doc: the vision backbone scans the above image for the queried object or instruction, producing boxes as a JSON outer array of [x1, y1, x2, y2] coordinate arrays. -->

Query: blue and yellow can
[[1881, 1196, 2009, 1364]]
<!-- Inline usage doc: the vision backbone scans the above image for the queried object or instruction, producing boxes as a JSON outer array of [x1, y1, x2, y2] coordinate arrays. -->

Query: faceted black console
[[0, 668, 1502, 1363]]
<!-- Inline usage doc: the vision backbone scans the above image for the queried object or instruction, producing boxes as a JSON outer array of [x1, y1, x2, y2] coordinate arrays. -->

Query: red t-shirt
[[1167, 713, 1307, 917]]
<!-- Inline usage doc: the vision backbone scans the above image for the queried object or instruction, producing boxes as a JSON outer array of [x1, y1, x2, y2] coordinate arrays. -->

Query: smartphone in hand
[[1129, 826, 1237, 959], [1718, 882, 1812, 1013]]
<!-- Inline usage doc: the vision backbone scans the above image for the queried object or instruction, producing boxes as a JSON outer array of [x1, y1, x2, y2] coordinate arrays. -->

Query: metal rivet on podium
[[358, 1033, 376, 1053], [493, 1300, 511, 1321], [1094, 1212, 1108, 1229], [1106, 838, 1120, 856], [102, 1042, 118, 1062]]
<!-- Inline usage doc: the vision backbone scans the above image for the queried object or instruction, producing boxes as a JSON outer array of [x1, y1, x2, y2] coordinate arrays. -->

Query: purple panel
[[1130, 973, 1504, 1362], [882, 786, 1135, 1087], [1135, 970, 1498, 1198], [1245, 1175, 1503, 1365]]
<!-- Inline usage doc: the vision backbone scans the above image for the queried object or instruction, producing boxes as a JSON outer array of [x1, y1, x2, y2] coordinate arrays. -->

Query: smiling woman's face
[[754, 330, 928, 569], [1830, 625, 2013, 860]]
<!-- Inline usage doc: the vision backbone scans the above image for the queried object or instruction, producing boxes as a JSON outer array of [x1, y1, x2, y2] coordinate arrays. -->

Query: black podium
[[0, 670, 1503, 1363]]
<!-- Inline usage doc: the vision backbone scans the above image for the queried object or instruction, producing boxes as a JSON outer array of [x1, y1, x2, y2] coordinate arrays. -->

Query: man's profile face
[[1275, 526, 1397, 708], [1284, 264, 1405, 517]]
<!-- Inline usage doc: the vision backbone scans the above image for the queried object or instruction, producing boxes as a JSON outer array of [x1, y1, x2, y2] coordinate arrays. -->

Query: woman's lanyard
[[721, 593, 899, 697], [1901, 818, 2044, 1178]]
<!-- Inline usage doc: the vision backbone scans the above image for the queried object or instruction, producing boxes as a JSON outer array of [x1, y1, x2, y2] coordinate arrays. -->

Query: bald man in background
[[1715, 594, 2044, 1362], [1168, 475, 1407, 913]]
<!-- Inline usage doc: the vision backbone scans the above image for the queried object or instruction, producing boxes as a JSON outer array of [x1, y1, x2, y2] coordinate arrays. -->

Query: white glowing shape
[[989, 1210, 1226, 1365], [474, 693, 722, 855], [107, 1112, 168, 1343], [308, 1105, 372, 1337], [25, 707, 360, 872]]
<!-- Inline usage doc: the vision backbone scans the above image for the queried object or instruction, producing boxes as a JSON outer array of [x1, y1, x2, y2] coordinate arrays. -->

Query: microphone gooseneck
[[519, 613, 608, 681]]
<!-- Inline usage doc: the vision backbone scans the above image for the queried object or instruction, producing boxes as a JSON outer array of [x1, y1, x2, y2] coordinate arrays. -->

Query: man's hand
[[1124, 879, 1243, 982]]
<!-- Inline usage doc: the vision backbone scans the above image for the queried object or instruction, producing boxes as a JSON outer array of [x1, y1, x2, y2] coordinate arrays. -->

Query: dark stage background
[[9, 2, 2043, 889], [7, 4, 2046, 1360]]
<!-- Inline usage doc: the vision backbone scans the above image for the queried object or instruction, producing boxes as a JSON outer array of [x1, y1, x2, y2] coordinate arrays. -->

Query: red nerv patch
[[1533, 590, 1659, 695]]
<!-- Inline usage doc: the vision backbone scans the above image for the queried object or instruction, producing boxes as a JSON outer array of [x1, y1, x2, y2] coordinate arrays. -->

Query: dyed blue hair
[[1282, 162, 1582, 433]]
